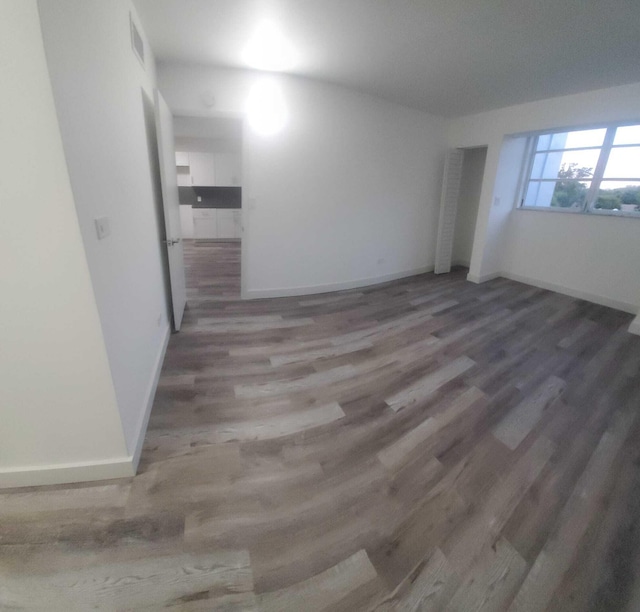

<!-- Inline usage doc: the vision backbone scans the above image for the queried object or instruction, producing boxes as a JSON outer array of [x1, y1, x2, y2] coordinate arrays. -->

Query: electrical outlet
[[377, 258, 385, 265], [95, 217, 110, 240]]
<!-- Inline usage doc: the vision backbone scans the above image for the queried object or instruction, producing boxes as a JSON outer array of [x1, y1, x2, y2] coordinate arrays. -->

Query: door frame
[[168, 109, 247, 297]]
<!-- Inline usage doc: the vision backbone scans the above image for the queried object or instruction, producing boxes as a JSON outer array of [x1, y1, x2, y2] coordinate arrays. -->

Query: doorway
[[452, 147, 487, 268], [172, 115, 243, 298], [435, 146, 488, 274]]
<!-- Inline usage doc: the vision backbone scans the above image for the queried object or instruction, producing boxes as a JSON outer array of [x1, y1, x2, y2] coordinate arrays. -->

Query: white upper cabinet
[[175, 151, 191, 186], [214, 152, 241, 186], [189, 152, 216, 186], [174, 150, 241, 187], [176, 172, 191, 187], [175, 151, 189, 167]]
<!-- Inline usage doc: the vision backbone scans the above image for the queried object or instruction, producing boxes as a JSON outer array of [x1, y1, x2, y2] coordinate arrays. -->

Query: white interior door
[[154, 89, 186, 330], [434, 149, 465, 274]]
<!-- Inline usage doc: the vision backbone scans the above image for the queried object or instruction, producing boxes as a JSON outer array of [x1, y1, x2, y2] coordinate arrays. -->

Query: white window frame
[[517, 121, 640, 218]]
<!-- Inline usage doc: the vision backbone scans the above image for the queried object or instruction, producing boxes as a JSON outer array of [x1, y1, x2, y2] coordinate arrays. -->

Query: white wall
[[158, 64, 447, 297], [38, 0, 171, 457], [175, 136, 240, 155], [449, 82, 640, 312], [0, 1, 130, 487], [174, 116, 242, 155], [452, 147, 486, 266], [503, 211, 640, 313]]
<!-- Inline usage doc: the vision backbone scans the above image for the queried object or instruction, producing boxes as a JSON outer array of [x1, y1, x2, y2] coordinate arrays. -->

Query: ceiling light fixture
[[243, 22, 296, 72]]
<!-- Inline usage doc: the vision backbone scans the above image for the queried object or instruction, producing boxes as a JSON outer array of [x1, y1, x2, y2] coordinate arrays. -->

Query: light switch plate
[[95, 216, 111, 240]]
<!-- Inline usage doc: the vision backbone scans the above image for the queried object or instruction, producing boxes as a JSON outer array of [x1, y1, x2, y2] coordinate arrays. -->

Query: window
[[519, 123, 640, 216]]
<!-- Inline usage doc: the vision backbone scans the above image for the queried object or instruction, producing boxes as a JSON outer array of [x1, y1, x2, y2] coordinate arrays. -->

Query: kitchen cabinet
[[188, 152, 216, 186], [217, 209, 236, 238], [175, 151, 189, 167], [193, 208, 217, 239], [233, 210, 242, 237], [192, 208, 241, 239], [175, 151, 192, 186], [179, 205, 194, 239], [174, 150, 240, 186], [176, 169, 191, 187], [214, 152, 240, 186]]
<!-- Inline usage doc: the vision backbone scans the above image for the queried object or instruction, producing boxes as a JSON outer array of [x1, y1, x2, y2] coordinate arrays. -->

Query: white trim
[[501, 271, 637, 314], [467, 271, 501, 284], [535, 145, 608, 154], [242, 266, 434, 299], [0, 457, 135, 489], [517, 206, 640, 219], [518, 205, 583, 215], [587, 209, 640, 219], [629, 314, 640, 336], [130, 324, 171, 471]]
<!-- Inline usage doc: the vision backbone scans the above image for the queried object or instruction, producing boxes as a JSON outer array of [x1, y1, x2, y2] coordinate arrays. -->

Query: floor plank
[[258, 549, 378, 612]]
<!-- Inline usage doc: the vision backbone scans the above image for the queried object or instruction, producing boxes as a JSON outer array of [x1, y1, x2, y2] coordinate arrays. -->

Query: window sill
[[518, 206, 582, 215], [518, 206, 640, 219]]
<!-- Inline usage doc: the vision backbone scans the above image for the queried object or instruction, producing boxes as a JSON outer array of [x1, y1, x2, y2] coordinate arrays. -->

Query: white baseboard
[[242, 266, 434, 299], [0, 324, 171, 490], [130, 324, 171, 471], [501, 272, 637, 314], [0, 457, 135, 489], [465, 269, 638, 316], [467, 271, 501, 284]]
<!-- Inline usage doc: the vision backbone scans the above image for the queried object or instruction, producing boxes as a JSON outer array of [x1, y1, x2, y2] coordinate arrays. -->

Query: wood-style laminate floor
[[2, 239, 640, 611]]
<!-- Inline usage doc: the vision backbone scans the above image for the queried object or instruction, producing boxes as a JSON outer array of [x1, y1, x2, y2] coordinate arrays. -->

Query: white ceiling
[[134, 0, 640, 117]]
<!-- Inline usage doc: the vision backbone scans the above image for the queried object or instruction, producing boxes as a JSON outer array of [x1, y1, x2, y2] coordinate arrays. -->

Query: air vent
[[130, 13, 145, 68]]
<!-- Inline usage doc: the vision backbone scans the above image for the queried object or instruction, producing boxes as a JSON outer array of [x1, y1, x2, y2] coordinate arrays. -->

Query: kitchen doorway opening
[[173, 116, 244, 300]]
